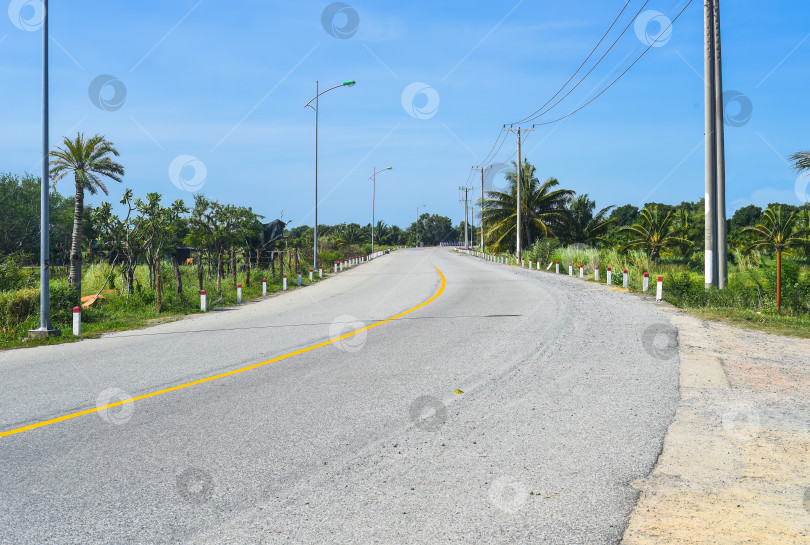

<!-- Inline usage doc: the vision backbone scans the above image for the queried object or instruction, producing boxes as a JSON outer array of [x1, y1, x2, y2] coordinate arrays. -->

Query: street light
[[416, 204, 426, 247], [305, 79, 356, 271], [369, 166, 392, 254], [30, 0, 60, 339]]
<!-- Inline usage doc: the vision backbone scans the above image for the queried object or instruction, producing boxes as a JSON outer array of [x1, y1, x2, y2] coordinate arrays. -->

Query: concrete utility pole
[[459, 186, 471, 247], [477, 166, 485, 250], [30, 0, 60, 339], [704, 0, 727, 289], [504, 126, 534, 261]]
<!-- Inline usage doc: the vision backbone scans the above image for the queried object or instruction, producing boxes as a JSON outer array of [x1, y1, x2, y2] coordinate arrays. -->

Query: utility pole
[[30, 0, 59, 339], [504, 126, 534, 261], [704, 0, 727, 289], [473, 166, 485, 250], [459, 186, 471, 248], [416, 204, 426, 247]]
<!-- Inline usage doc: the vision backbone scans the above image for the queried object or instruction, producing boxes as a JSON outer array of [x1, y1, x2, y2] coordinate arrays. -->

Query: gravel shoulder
[[621, 306, 810, 544]]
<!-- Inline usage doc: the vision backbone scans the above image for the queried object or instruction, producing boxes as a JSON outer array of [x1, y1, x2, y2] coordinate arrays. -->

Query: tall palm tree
[[564, 194, 616, 246], [482, 159, 572, 253], [50, 133, 125, 299], [619, 205, 688, 262], [743, 205, 807, 311], [789, 150, 810, 174]]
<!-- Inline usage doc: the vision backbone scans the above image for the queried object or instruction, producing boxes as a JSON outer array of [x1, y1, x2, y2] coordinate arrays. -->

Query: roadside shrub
[[0, 280, 77, 333], [0, 253, 29, 292]]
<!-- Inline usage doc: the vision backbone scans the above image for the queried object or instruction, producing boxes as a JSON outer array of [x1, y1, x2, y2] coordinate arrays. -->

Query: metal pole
[[713, 0, 727, 289], [480, 167, 485, 250], [371, 167, 375, 254], [516, 127, 522, 261], [314, 81, 319, 271], [464, 189, 469, 247], [33, 0, 55, 336], [704, 0, 717, 290]]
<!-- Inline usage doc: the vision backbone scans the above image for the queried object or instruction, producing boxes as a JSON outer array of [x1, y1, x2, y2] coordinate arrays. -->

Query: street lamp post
[[369, 166, 392, 254], [305, 79, 356, 271], [30, 0, 59, 339]]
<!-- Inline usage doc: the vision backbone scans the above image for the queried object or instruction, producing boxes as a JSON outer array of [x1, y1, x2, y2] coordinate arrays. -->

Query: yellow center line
[[0, 263, 447, 439]]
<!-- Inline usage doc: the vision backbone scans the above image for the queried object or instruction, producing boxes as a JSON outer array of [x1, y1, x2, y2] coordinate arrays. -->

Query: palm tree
[[564, 194, 616, 246], [50, 133, 125, 299], [482, 159, 572, 254], [619, 205, 689, 262], [789, 150, 810, 174], [743, 205, 807, 311]]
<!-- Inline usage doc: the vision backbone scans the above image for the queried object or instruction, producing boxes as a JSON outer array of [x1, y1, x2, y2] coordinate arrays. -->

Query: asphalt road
[[0, 248, 680, 544]]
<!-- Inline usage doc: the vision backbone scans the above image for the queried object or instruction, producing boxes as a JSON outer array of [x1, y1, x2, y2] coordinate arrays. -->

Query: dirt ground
[[621, 305, 810, 544]]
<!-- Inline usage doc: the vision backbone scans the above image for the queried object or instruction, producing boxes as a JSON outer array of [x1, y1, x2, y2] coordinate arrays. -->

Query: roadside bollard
[[623, 269, 628, 288], [334, 261, 338, 273], [340, 260, 344, 271], [529, 260, 533, 269], [73, 306, 81, 335], [283, 275, 287, 291], [595, 266, 600, 282], [262, 278, 267, 296], [656, 276, 663, 301], [606, 267, 612, 285], [297, 272, 302, 286], [319, 267, 323, 278], [200, 289, 207, 311], [569, 263, 573, 276], [556, 261, 560, 274], [309, 269, 313, 281], [237, 284, 242, 304], [579, 264, 584, 278], [537, 260, 541, 269], [643, 272, 650, 292]]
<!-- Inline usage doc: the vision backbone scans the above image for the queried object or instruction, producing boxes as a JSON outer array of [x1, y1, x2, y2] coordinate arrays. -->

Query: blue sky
[[1, 0, 808, 229]]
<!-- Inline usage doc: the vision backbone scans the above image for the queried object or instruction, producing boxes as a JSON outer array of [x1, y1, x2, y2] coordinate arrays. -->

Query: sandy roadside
[[621, 305, 810, 544]]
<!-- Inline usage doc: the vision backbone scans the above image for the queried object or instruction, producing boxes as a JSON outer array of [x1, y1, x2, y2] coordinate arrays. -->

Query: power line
[[531, 0, 694, 127], [511, 0, 632, 125], [518, 0, 652, 124]]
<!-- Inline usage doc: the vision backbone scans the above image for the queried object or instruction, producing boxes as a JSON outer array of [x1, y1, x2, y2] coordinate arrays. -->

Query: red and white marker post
[[309, 269, 313, 281], [237, 284, 242, 304], [569, 263, 573, 276], [200, 290, 207, 311], [555, 261, 560, 274], [73, 306, 81, 335], [606, 267, 612, 284], [643, 272, 650, 292], [262, 278, 267, 296], [623, 269, 628, 288], [283, 275, 287, 291], [319, 266, 323, 278], [595, 266, 600, 282], [579, 264, 584, 278], [656, 276, 663, 301]]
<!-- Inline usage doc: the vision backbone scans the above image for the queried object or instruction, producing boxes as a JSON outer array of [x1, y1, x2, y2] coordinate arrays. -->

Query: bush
[[0, 253, 29, 292], [0, 280, 77, 334]]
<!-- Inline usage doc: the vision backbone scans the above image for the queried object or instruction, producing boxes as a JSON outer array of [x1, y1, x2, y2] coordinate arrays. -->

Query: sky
[[1, 0, 809, 230]]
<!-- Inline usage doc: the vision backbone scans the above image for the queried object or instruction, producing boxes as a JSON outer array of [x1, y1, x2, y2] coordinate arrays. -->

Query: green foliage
[[0, 253, 30, 292]]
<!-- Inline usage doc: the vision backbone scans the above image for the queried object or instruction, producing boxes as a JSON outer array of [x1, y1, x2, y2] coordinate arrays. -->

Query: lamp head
[[343, 80, 356, 87]]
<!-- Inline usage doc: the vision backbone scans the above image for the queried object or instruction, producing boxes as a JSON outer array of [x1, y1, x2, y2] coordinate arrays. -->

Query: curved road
[[0, 248, 679, 544]]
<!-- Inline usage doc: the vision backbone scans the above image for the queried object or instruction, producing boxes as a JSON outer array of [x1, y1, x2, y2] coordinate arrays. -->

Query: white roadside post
[[656, 276, 663, 301], [623, 269, 629, 288], [643, 272, 650, 292], [546, 261, 553, 271], [340, 260, 344, 271], [200, 290, 207, 311], [595, 266, 600, 282], [569, 263, 573, 276], [283, 275, 287, 291], [606, 267, 612, 285], [579, 264, 584, 278], [555, 261, 560, 274], [334, 261, 338, 273], [309, 269, 313, 281], [237, 284, 242, 304], [297, 271, 302, 286], [262, 278, 267, 296], [319, 266, 323, 278], [72, 306, 81, 335], [537, 260, 541, 270], [529, 260, 533, 269]]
